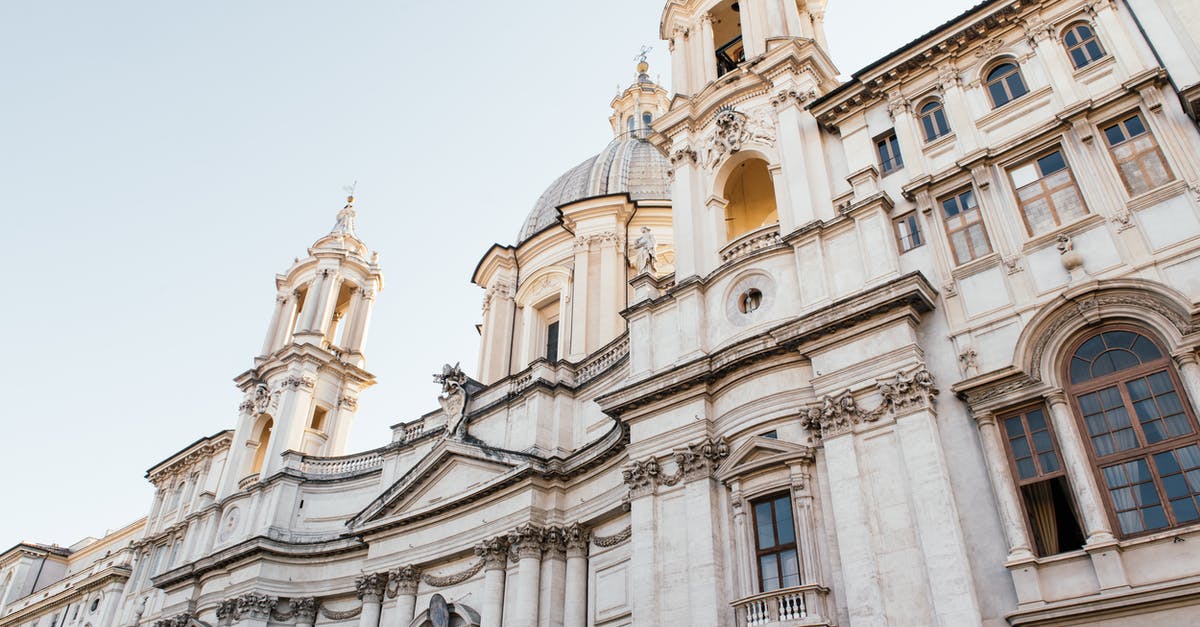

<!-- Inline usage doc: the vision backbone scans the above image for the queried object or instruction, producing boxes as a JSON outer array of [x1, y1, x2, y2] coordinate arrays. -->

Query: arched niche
[[248, 414, 275, 474], [714, 151, 779, 242]]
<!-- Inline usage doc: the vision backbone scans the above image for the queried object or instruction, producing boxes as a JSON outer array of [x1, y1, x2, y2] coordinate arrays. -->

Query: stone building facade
[[4, 0, 1200, 625]]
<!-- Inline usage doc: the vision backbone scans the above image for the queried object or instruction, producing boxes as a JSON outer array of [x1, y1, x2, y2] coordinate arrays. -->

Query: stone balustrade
[[731, 584, 827, 626], [719, 224, 784, 263], [297, 449, 384, 478], [575, 335, 630, 384]]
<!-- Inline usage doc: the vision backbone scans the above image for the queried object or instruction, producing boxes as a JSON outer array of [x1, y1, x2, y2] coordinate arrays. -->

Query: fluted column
[[538, 526, 567, 627], [1046, 390, 1115, 544], [476, 536, 510, 627], [509, 524, 544, 627], [389, 566, 420, 626], [728, 483, 755, 597], [356, 572, 386, 627], [973, 412, 1036, 560], [1174, 352, 1200, 414], [700, 13, 717, 85], [563, 524, 589, 627]]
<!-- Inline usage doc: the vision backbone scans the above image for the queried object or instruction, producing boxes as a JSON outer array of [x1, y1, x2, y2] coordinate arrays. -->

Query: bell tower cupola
[[609, 51, 671, 140], [219, 192, 384, 497], [662, 0, 830, 97]]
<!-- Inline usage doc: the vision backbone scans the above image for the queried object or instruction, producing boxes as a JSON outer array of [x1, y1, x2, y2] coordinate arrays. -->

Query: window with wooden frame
[[918, 99, 951, 142], [1067, 327, 1200, 536], [1063, 22, 1105, 69], [1101, 112, 1174, 197], [939, 188, 992, 265], [1000, 405, 1085, 555], [751, 493, 801, 592], [1008, 149, 1088, 236], [893, 213, 924, 253], [876, 131, 904, 174], [984, 61, 1029, 108]]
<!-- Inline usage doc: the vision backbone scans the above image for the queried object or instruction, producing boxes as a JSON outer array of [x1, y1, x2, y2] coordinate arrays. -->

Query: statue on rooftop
[[633, 226, 658, 275], [434, 362, 469, 439]]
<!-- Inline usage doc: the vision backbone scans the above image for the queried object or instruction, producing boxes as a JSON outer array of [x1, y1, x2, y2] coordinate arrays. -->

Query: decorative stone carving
[[234, 593, 277, 621], [770, 87, 817, 109], [508, 523, 545, 559], [474, 536, 511, 571], [632, 227, 658, 276], [703, 107, 749, 167], [542, 525, 568, 559], [591, 525, 633, 548], [936, 64, 961, 89], [959, 347, 980, 377], [801, 365, 940, 438], [669, 147, 698, 168], [1057, 234, 1085, 277], [331, 194, 357, 236], [292, 597, 319, 623], [282, 375, 316, 390], [320, 604, 363, 620], [674, 436, 730, 480], [338, 394, 358, 410], [886, 94, 911, 118], [422, 560, 484, 587], [388, 565, 421, 597], [433, 362, 469, 439], [355, 572, 387, 602], [973, 37, 1005, 58], [481, 280, 514, 314], [564, 522, 590, 557], [876, 366, 940, 414], [621, 457, 660, 497]]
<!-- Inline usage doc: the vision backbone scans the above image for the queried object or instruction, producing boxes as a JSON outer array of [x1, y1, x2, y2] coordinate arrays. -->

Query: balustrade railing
[[298, 450, 383, 477], [732, 584, 826, 626], [720, 224, 783, 264], [576, 335, 629, 384]]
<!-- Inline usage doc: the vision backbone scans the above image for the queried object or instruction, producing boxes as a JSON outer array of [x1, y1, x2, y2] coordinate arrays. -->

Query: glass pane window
[[1064, 23, 1106, 69], [919, 100, 951, 142], [1101, 113, 1174, 196], [893, 213, 923, 252], [1103, 458, 1168, 534], [877, 132, 903, 174], [751, 494, 802, 592], [986, 62, 1029, 108], [940, 189, 992, 264], [1008, 149, 1088, 236], [1003, 407, 1064, 481]]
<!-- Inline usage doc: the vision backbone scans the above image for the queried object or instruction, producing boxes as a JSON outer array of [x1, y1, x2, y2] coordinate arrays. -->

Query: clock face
[[218, 507, 241, 542]]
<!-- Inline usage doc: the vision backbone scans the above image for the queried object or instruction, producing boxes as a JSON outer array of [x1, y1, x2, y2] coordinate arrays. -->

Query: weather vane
[[635, 45, 652, 64], [343, 180, 357, 203]]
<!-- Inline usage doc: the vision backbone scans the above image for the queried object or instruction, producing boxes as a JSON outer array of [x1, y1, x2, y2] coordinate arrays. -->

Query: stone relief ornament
[[801, 365, 940, 439], [632, 227, 658, 276], [622, 436, 730, 497], [235, 593, 277, 621], [433, 362, 469, 439], [473, 535, 511, 570], [355, 572, 387, 602], [387, 565, 422, 596]]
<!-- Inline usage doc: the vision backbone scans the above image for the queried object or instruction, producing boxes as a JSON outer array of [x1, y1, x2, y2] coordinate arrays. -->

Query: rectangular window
[[1000, 406, 1085, 555], [876, 132, 903, 174], [545, 320, 559, 363], [893, 213, 923, 252], [751, 494, 801, 592], [940, 189, 992, 264], [1102, 113, 1173, 196], [1008, 149, 1088, 236]]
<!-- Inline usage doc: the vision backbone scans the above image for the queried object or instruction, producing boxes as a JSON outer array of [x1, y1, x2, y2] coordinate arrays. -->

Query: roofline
[[144, 429, 233, 479]]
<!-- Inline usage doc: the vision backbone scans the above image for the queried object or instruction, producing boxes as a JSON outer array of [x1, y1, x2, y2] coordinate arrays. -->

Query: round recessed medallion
[[724, 273, 775, 325], [218, 506, 241, 542]]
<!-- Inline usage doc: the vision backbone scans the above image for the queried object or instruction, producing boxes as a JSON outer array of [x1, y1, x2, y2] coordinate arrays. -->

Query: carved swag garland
[[623, 436, 731, 498], [800, 365, 939, 439]]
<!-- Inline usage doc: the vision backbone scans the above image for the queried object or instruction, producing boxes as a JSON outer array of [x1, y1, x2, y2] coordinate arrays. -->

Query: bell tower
[[218, 193, 385, 497]]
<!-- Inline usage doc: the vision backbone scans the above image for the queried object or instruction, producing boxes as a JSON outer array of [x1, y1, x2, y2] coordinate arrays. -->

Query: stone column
[[389, 566, 420, 626], [563, 523, 589, 627], [669, 28, 690, 96], [1090, 0, 1152, 74], [1173, 352, 1200, 414], [509, 524, 544, 627], [788, 455, 822, 585], [887, 94, 927, 174], [772, 93, 814, 229], [356, 572, 386, 627], [973, 412, 1036, 559], [298, 270, 328, 333], [1046, 390, 1115, 544], [797, 110, 834, 222], [261, 292, 289, 356], [1023, 18, 1083, 106], [598, 233, 622, 341], [338, 285, 364, 349], [293, 598, 318, 627], [936, 67, 981, 153], [700, 13, 717, 85], [728, 483, 756, 598], [538, 526, 567, 627], [476, 536, 510, 627]]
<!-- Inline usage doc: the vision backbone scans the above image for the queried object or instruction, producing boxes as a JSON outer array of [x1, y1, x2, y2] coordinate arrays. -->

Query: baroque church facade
[[6, 0, 1200, 625]]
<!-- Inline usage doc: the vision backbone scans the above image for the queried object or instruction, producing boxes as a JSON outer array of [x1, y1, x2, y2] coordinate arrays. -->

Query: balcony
[[720, 223, 783, 264], [732, 585, 831, 626]]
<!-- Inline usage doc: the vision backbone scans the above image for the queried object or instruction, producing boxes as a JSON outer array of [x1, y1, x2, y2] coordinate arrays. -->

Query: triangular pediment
[[351, 439, 535, 528], [715, 436, 815, 482]]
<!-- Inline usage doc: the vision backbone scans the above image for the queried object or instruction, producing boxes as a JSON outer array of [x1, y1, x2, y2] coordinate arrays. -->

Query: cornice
[[151, 534, 366, 590], [598, 272, 938, 417], [0, 565, 131, 624]]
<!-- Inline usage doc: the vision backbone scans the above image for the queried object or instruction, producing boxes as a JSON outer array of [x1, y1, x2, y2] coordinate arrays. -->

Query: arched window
[[642, 111, 653, 129], [627, 116, 636, 137], [984, 62, 1029, 108], [918, 99, 951, 142], [723, 158, 778, 241], [1063, 22, 1105, 69], [1066, 327, 1200, 536]]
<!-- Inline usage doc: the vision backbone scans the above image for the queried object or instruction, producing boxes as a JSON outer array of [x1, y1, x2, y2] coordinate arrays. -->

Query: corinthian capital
[[354, 572, 387, 603], [474, 535, 511, 570], [508, 523, 545, 559]]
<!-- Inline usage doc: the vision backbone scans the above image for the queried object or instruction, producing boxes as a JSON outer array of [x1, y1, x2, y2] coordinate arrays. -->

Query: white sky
[[0, 0, 979, 548]]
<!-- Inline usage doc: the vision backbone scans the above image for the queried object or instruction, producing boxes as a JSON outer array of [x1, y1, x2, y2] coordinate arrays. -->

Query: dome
[[517, 137, 671, 243]]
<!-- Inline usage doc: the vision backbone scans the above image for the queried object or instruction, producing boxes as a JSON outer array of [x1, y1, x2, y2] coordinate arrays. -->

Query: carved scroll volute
[[387, 565, 421, 598], [564, 522, 590, 559], [354, 572, 387, 603], [474, 536, 510, 570], [508, 524, 545, 560]]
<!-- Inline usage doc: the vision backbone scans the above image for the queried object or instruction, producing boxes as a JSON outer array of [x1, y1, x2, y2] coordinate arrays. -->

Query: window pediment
[[716, 436, 815, 483]]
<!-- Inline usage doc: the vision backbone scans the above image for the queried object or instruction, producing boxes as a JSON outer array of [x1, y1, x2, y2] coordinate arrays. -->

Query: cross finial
[[634, 45, 652, 64]]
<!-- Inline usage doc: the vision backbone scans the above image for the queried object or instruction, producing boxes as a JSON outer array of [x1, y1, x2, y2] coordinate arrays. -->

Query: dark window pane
[[1143, 505, 1169, 530], [1124, 115, 1146, 137], [1148, 371, 1173, 394], [1007, 74, 1028, 99], [774, 497, 796, 544], [987, 64, 1014, 82], [1172, 498, 1200, 522], [922, 116, 936, 141], [1037, 151, 1067, 175], [1017, 458, 1037, 479], [1065, 30, 1079, 47], [989, 82, 1009, 106], [1032, 430, 1054, 453], [1085, 41, 1103, 61], [1104, 124, 1125, 146], [781, 550, 800, 587], [1076, 335, 1106, 361], [1070, 358, 1092, 384], [1040, 452, 1061, 473], [760, 554, 780, 591], [754, 502, 775, 548], [1012, 436, 1031, 458], [1104, 330, 1136, 349], [1162, 474, 1189, 499], [1027, 409, 1047, 431]]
